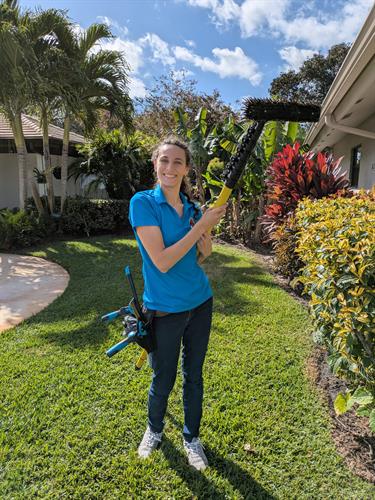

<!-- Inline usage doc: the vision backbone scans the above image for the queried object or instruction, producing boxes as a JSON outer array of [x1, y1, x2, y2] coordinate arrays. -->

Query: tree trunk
[[254, 193, 265, 243], [12, 114, 26, 209], [12, 113, 44, 214], [42, 108, 54, 213], [60, 114, 70, 214]]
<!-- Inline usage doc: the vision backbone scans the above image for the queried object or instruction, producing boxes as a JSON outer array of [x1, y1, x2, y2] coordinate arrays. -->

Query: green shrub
[[61, 197, 130, 236], [272, 214, 304, 287], [0, 209, 51, 250], [72, 129, 154, 199], [293, 194, 375, 430]]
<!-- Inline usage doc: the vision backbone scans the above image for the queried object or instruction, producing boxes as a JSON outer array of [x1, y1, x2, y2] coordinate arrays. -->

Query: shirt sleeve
[[129, 194, 160, 229]]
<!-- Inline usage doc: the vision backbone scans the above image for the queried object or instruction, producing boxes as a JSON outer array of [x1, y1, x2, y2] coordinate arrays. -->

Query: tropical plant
[[0, 207, 50, 249], [204, 115, 305, 243], [29, 20, 133, 214], [262, 142, 349, 239], [174, 106, 209, 203], [71, 129, 154, 200], [28, 8, 75, 214]]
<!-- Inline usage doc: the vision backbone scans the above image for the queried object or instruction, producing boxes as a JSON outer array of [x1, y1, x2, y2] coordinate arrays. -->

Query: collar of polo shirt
[[154, 183, 188, 207]]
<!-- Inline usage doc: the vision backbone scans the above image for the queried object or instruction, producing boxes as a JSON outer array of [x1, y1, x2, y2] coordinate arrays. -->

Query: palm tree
[[57, 23, 133, 213], [29, 8, 74, 214], [0, 0, 43, 212]]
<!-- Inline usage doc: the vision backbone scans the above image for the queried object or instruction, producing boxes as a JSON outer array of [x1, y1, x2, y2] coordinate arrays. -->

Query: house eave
[[305, 4, 375, 150]]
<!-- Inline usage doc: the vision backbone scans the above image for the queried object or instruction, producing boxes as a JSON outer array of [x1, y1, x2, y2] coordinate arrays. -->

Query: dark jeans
[[148, 297, 213, 443]]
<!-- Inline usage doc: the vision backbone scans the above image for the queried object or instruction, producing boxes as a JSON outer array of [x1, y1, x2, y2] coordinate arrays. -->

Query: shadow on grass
[[21, 235, 281, 350], [163, 412, 275, 499], [160, 437, 274, 499]]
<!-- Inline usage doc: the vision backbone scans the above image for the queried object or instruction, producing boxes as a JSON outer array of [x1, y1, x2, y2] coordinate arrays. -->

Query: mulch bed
[[215, 237, 375, 484]]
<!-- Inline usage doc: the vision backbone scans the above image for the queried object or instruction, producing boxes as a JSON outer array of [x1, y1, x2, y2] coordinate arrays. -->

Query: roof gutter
[[325, 113, 375, 140]]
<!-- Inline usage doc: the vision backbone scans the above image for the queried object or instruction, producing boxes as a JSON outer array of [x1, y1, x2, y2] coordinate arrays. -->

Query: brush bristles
[[242, 98, 320, 122]]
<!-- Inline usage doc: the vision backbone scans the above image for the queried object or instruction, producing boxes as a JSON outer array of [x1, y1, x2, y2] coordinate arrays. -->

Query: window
[[350, 145, 361, 188]]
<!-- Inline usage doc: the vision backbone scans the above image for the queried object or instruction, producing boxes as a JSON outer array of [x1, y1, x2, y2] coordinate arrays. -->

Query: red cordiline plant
[[261, 142, 349, 239]]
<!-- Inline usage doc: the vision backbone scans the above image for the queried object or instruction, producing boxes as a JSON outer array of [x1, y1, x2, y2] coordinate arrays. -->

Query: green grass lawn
[[1, 235, 374, 499]]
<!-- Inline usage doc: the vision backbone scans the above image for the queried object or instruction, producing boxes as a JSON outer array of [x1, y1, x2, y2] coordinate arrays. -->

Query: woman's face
[[154, 144, 189, 189]]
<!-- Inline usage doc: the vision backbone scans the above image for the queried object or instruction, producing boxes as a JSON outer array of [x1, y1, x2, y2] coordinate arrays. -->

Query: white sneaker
[[183, 437, 208, 471], [138, 427, 162, 458]]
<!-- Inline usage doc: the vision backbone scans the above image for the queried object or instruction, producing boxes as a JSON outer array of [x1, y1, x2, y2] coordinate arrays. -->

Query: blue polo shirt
[[128, 184, 213, 312]]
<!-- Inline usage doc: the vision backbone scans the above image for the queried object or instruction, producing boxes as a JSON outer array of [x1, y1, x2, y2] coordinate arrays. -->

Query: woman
[[128, 136, 227, 471]]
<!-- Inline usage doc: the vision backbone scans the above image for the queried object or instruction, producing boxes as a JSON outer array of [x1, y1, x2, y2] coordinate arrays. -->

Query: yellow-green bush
[[293, 195, 375, 429]]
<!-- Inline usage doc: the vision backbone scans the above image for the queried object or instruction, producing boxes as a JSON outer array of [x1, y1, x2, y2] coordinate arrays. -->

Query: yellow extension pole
[[209, 185, 233, 208]]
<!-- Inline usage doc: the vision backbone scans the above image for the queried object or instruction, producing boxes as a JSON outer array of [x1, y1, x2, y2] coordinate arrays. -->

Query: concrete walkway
[[0, 254, 69, 332]]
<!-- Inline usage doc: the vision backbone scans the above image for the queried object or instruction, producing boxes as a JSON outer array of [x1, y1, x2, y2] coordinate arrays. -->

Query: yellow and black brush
[[210, 98, 320, 209], [135, 98, 320, 370]]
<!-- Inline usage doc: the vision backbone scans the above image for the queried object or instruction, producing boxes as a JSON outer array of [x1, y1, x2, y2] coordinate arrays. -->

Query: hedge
[[0, 197, 131, 250], [293, 194, 375, 428], [60, 197, 130, 236]]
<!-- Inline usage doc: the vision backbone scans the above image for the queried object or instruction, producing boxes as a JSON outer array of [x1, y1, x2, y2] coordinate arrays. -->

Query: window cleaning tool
[[103, 266, 154, 363], [134, 98, 320, 370]]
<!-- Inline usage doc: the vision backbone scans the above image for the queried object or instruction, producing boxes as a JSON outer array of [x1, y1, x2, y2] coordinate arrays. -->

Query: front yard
[[0, 235, 373, 499]]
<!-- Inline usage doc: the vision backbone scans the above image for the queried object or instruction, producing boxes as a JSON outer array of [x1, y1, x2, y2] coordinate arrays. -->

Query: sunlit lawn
[[0, 235, 373, 499]]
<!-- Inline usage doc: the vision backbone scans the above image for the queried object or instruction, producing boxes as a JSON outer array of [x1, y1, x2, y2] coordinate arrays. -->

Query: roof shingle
[[0, 113, 85, 144]]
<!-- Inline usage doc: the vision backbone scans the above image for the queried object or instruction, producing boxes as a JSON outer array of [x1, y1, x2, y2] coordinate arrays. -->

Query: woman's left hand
[[197, 231, 212, 263]]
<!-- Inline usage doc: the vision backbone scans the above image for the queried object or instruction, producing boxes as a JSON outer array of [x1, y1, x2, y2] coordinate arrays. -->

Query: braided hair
[[152, 136, 201, 221]]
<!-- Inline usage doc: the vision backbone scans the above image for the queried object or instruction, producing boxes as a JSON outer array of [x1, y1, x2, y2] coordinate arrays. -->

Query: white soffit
[[306, 5, 375, 150]]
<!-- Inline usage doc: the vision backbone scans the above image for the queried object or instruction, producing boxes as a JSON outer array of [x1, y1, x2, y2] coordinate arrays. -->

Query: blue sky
[[20, 0, 373, 108]]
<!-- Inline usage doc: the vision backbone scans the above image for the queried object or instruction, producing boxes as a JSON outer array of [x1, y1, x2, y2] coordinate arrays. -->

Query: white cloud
[[96, 37, 147, 97], [239, 0, 289, 38], [173, 45, 262, 84], [99, 37, 144, 74], [186, 0, 374, 50], [71, 23, 86, 37], [187, 0, 217, 8], [187, 0, 239, 29], [273, 0, 373, 49], [279, 46, 315, 72], [96, 16, 129, 36], [139, 33, 176, 65], [128, 77, 147, 98]]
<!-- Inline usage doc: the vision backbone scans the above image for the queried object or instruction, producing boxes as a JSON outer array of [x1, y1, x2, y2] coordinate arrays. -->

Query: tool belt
[[123, 304, 156, 353], [103, 266, 158, 358]]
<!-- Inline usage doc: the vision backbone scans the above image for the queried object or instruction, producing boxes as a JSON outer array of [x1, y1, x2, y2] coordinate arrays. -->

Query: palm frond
[[79, 23, 112, 56]]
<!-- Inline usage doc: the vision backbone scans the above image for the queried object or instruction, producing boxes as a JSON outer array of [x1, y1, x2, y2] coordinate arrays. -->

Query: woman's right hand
[[199, 203, 228, 231]]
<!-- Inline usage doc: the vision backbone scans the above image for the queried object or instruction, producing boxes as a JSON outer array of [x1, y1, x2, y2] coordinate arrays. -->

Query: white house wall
[[0, 153, 104, 209], [0, 154, 19, 209], [50, 155, 81, 197], [332, 113, 375, 190]]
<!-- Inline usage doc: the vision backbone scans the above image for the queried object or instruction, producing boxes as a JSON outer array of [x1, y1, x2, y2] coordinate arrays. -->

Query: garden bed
[[240, 239, 375, 485]]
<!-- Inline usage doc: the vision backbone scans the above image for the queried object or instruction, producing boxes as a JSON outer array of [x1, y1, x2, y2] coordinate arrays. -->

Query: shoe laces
[[144, 428, 161, 446], [185, 438, 204, 455]]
